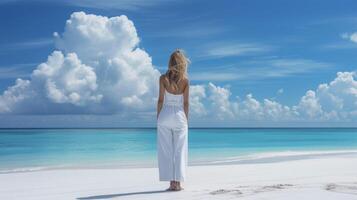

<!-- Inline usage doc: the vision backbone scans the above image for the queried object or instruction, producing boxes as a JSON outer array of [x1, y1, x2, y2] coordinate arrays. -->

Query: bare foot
[[173, 181, 184, 191], [166, 181, 175, 191]]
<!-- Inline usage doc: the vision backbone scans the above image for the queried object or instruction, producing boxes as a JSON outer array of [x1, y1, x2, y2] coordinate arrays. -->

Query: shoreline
[[1, 149, 357, 174]]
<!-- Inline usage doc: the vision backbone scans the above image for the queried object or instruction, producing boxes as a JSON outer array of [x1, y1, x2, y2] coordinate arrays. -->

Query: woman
[[157, 49, 190, 191]]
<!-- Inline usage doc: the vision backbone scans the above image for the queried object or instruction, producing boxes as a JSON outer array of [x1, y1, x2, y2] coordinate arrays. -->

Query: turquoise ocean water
[[0, 128, 356, 173]]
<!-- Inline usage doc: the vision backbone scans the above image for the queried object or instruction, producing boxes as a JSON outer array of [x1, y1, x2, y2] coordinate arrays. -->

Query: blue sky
[[0, 0, 356, 127]]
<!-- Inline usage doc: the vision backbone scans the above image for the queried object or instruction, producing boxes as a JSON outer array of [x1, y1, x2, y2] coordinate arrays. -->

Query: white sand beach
[[1, 153, 357, 200]]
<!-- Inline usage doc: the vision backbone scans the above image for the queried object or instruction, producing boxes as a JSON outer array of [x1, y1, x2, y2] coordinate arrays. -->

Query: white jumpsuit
[[157, 89, 188, 182]]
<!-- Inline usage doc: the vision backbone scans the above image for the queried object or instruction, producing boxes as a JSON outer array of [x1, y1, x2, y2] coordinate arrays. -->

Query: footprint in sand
[[325, 183, 357, 195], [253, 184, 294, 193], [210, 189, 243, 195], [210, 184, 294, 196]]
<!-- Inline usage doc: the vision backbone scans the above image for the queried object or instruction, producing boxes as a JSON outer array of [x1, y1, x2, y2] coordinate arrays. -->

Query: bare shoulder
[[182, 78, 189, 90], [160, 74, 167, 83], [183, 78, 189, 86]]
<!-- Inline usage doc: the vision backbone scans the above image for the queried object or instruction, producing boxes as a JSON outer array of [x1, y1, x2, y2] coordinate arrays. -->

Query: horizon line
[[0, 127, 356, 129]]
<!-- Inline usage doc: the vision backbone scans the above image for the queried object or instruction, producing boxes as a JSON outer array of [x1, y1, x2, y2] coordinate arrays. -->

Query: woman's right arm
[[157, 75, 165, 119], [183, 79, 189, 121]]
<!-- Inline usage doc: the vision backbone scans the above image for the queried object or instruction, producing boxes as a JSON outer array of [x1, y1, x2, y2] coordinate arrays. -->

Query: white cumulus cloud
[[207, 83, 236, 120], [0, 78, 31, 113], [189, 85, 207, 117], [0, 12, 160, 114], [33, 51, 102, 106], [189, 72, 357, 122], [295, 90, 323, 119]]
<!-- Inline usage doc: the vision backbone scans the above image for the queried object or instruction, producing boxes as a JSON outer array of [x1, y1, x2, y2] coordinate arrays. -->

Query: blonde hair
[[166, 49, 190, 91]]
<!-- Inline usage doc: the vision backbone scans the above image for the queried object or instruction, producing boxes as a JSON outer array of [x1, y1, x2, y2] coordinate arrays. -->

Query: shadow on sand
[[77, 190, 169, 199]]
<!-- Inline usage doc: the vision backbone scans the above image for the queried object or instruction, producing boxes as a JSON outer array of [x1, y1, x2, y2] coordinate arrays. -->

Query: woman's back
[[161, 74, 188, 95], [164, 89, 184, 107], [157, 75, 188, 128]]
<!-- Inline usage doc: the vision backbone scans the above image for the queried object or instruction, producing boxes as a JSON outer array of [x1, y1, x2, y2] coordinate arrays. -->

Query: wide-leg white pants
[[157, 125, 188, 181]]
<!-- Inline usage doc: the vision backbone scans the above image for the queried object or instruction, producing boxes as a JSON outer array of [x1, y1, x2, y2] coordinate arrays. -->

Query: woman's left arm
[[183, 79, 189, 121], [157, 76, 165, 119]]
